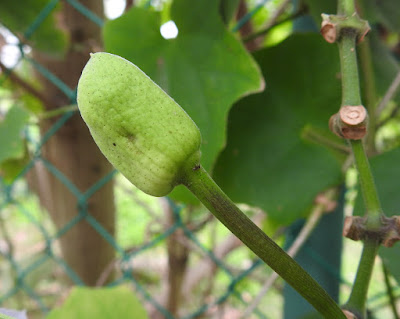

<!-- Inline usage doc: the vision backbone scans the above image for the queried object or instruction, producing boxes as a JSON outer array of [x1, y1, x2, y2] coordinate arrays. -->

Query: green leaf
[[45, 286, 149, 319], [213, 34, 343, 225], [0, 0, 68, 55], [299, 311, 324, 319], [302, 0, 337, 24], [0, 149, 30, 184], [103, 0, 264, 201], [219, 0, 240, 25], [0, 106, 30, 164], [380, 245, 400, 284], [363, 0, 400, 32], [369, 30, 400, 100]]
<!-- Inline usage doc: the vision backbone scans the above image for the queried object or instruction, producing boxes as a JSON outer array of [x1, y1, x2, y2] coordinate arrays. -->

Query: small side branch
[[376, 69, 400, 116], [382, 262, 400, 319], [0, 61, 51, 107]]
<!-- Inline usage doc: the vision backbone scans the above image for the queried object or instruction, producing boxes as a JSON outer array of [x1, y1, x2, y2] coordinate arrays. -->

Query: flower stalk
[[181, 165, 346, 318]]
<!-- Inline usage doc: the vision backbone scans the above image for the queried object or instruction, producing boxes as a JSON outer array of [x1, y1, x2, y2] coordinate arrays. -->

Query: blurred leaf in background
[[46, 286, 149, 319], [214, 34, 343, 225], [103, 0, 264, 202], [0, 0, 68, 56], [0, 105, 30, 183]]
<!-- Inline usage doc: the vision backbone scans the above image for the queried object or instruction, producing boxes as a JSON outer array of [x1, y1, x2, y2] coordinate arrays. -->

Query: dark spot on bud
[[113, 143, 116, 146]]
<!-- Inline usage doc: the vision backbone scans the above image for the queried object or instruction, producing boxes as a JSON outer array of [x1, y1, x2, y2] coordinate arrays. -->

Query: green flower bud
[[77, 52, 201, 196]]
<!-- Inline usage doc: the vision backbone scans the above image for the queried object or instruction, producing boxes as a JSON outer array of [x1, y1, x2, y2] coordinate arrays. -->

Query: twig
[[95, 257, 117, 286], [302, 125, 351, 154], [38, 105, 78, 120], [235, 0, 260, 51], [240, 189, 337, 318], [376, 69, 400, 116], [264, 0, 292, 29], [0, 213, 24, 307], [0, 61, 52, 107], [244, 5, 307, 43], [181, 213, 265, 298], [376, 105, 400, 129], [118, 180, 163, 224], [0, 214, 15, 258], [200, 216, 219, 304], [187, 213, 214, 233], [382, 262, 400, 319], [124, 0, 135, 12], [165, 201, 189, 317]]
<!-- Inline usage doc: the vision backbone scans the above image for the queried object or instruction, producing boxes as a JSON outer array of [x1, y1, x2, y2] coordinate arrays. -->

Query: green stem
[[350, 140, 382, 225], [359, 37, 377, 152], [339, 33, 362, 106], [337, 1, 383, 224], [244, 2, 306, 43], [338, 0, 356, 16], [182, 166, 346, 319], [39, 104, 78, 119], [344, 239, 379, 318], [382, 262, 400, 319], [336, 0, 385, 316]]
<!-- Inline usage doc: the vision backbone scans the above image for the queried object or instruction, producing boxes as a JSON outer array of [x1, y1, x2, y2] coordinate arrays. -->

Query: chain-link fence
[[0, 1, 394, 318], [0, 1, 283, 318]]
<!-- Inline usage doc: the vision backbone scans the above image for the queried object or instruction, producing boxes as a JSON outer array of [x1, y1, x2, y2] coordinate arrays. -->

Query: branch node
[[320, 13, 370, 44], [329, 105, 368, 140], [321, 19, 337, 43], [314, 192, 337, 212], [343, 215, 400, 247]]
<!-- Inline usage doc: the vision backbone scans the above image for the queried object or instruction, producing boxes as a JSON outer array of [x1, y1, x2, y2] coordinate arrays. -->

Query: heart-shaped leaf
[[214, 34, 343, 225], [103, 0, 264, 201]]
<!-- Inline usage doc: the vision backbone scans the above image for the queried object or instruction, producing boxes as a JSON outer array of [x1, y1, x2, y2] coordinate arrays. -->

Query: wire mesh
[[0, 1, 276, 318], [0, 1, 394, 319]]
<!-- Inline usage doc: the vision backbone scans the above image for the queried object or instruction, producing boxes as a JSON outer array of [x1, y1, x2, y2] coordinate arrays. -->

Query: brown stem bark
[[151, 199, 189, 319], [236, 0, 261, 51], [29, 0, 115, 285], [181, 212, 264, 298]]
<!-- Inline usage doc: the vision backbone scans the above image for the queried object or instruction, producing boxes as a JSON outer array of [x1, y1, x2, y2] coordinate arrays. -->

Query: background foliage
[[1, 0, 400, 318]]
